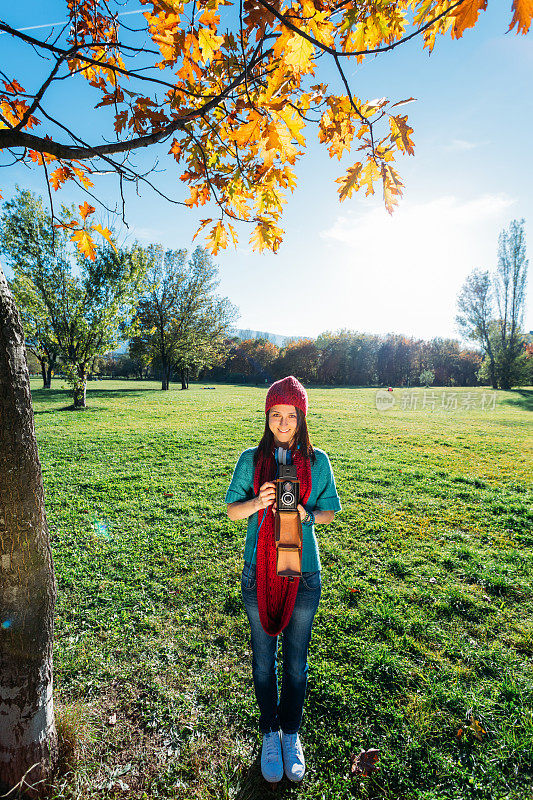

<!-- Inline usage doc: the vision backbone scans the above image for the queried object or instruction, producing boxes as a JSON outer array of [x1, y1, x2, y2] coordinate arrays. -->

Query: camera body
[[274, 464, 302, 578], [275, 464, 300, 511]]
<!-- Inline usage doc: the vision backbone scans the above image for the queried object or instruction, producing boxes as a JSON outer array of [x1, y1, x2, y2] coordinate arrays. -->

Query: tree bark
[[40, 358, 48, 390], [72, 364, 87, 408], [0, 266, 58, 796], [45, 362, 53, 390], [161, 360, 171, 391]]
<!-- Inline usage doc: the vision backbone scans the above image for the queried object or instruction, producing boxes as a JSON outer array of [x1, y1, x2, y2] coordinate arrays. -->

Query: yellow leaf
[[92, 223, 117, 252], [389, 114, 415, 155], [198, 27, 224, 62], [283, 31, 314, 73], [227, 222, 238, 247], [336, 162, 363, 202], [71, 229, 96, 261], [381, 163, 403, 215], [250, 221, 284, 253], [471, 719, 486, 740], [278, 108, 306, 146], [361, 159, 381, 196], [205, 220, 227, 254]]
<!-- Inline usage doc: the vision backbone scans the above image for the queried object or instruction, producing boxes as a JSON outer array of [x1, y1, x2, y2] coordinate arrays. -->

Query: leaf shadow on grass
[[500, 388, 533, 412]]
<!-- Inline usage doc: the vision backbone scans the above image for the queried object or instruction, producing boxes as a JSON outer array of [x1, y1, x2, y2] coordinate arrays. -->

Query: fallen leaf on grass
[[350, 747, 380, 777], [108, 713, 117, 726]]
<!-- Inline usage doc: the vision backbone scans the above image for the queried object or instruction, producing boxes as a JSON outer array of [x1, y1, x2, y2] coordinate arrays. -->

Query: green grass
[[30, 379, 533, 800]]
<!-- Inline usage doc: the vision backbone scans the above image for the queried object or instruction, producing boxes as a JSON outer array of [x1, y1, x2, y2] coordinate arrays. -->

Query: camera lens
[[283, 481, 293, 492], [282, 491, 295, 506]]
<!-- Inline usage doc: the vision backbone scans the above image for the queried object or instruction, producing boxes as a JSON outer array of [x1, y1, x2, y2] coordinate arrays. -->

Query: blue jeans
[[241, 561, 321, 735]]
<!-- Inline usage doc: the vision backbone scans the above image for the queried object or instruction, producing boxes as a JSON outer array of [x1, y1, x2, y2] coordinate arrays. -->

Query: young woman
[[225, 375, 341, 784]]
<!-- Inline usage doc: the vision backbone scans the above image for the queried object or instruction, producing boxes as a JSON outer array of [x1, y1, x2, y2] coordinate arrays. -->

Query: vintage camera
[[275, 464, 300, 511], [274, 465, 302, 579]]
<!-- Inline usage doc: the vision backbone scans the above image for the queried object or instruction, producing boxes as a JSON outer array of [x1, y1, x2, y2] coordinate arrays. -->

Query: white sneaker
[[261, 730, 283, 783], [281, 731, 305, 782]]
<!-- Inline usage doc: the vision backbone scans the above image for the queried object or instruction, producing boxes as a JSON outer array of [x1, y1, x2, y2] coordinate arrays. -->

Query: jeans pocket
[[300, 570, 321, 591], [241, 565, 257, 591]]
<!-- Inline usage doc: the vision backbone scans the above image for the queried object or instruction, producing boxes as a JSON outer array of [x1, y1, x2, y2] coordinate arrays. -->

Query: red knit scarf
[[253, 445, 312, 636]]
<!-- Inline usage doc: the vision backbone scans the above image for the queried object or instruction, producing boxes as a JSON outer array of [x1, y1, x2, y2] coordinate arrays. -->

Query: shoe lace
[[265, 732, 279, 761], [284, 733, 301, 757]]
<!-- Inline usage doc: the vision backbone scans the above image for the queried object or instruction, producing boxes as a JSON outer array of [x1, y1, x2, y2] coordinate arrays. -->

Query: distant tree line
[[197, 332, 485, 387]]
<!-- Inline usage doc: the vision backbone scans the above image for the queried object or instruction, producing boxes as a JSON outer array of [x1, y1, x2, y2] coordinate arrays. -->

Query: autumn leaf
[[49, 167, 72, 191], [508, 0, 533, 34], [205, 220, 227, 255], [350, 748, 380, 778], [360, 158, 380, 196], [198, 28, 224, 62], [336, 162, 363, 201], [283, 31, 314, 73], [451, 0, 488, 40], [192, 218, 213, 242], [1, 0, 529, 257], [381, 162, 404, 215], [114, 110, 129, 134], [92, 223, 117, 252], [71, 229, 97, 261], [389, 114, 415, 155], [79, 201, 96, 222], [249, 220, 284, 253]]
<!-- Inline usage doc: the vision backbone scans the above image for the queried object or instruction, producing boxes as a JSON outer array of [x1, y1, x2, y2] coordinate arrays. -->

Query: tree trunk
[[0, 266, 58, 797], [180, 367, 187, 390], [161, 360, 171, 391], [40, 358, 48, 390], [72, 365, 87, 408], [45, 362, 53, 390]]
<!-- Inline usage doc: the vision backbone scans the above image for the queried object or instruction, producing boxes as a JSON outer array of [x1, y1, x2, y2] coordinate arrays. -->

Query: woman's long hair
[[253, 407, 316, 467]]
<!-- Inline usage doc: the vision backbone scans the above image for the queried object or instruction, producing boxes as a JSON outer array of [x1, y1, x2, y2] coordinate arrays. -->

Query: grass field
[[30, 379, 533, 800]]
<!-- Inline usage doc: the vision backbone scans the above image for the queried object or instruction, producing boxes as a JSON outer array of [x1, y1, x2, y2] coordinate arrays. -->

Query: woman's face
[[268, 404, 298, 449]]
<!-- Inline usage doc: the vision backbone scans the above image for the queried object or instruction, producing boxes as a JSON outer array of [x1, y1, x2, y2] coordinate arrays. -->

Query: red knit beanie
[[265, 375, 308, 416]]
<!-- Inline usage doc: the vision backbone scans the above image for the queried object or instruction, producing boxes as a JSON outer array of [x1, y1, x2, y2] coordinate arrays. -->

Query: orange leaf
[[79, 201, 96, 222], [49, 166, 71, 191], [192, 218, 213, 242], [92, 223, 117, 251], [508, 0, 533, 33], [451, 0, 488, 39], [71, 229, 97, 261]]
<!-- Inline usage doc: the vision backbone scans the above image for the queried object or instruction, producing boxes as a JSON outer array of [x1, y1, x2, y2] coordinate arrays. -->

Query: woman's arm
[[312, 509, 335, 524], [227, 481, 276, 521], [272, 501, 335, 525]]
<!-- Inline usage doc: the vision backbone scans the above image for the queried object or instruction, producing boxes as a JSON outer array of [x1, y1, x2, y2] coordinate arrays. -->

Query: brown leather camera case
[[274, 511, 303, 578]]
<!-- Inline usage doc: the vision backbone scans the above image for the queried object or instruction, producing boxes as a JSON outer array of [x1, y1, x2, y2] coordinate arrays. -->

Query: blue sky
[[1, 2, 532, 345]]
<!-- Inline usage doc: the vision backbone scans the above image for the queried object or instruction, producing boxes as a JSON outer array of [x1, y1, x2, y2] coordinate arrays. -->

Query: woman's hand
[[272, 502, 306, 519], [255, 481, 276, 511]]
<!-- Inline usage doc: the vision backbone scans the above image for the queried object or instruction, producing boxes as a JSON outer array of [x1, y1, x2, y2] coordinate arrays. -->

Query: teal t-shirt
[[224, 447, 341, 572]]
